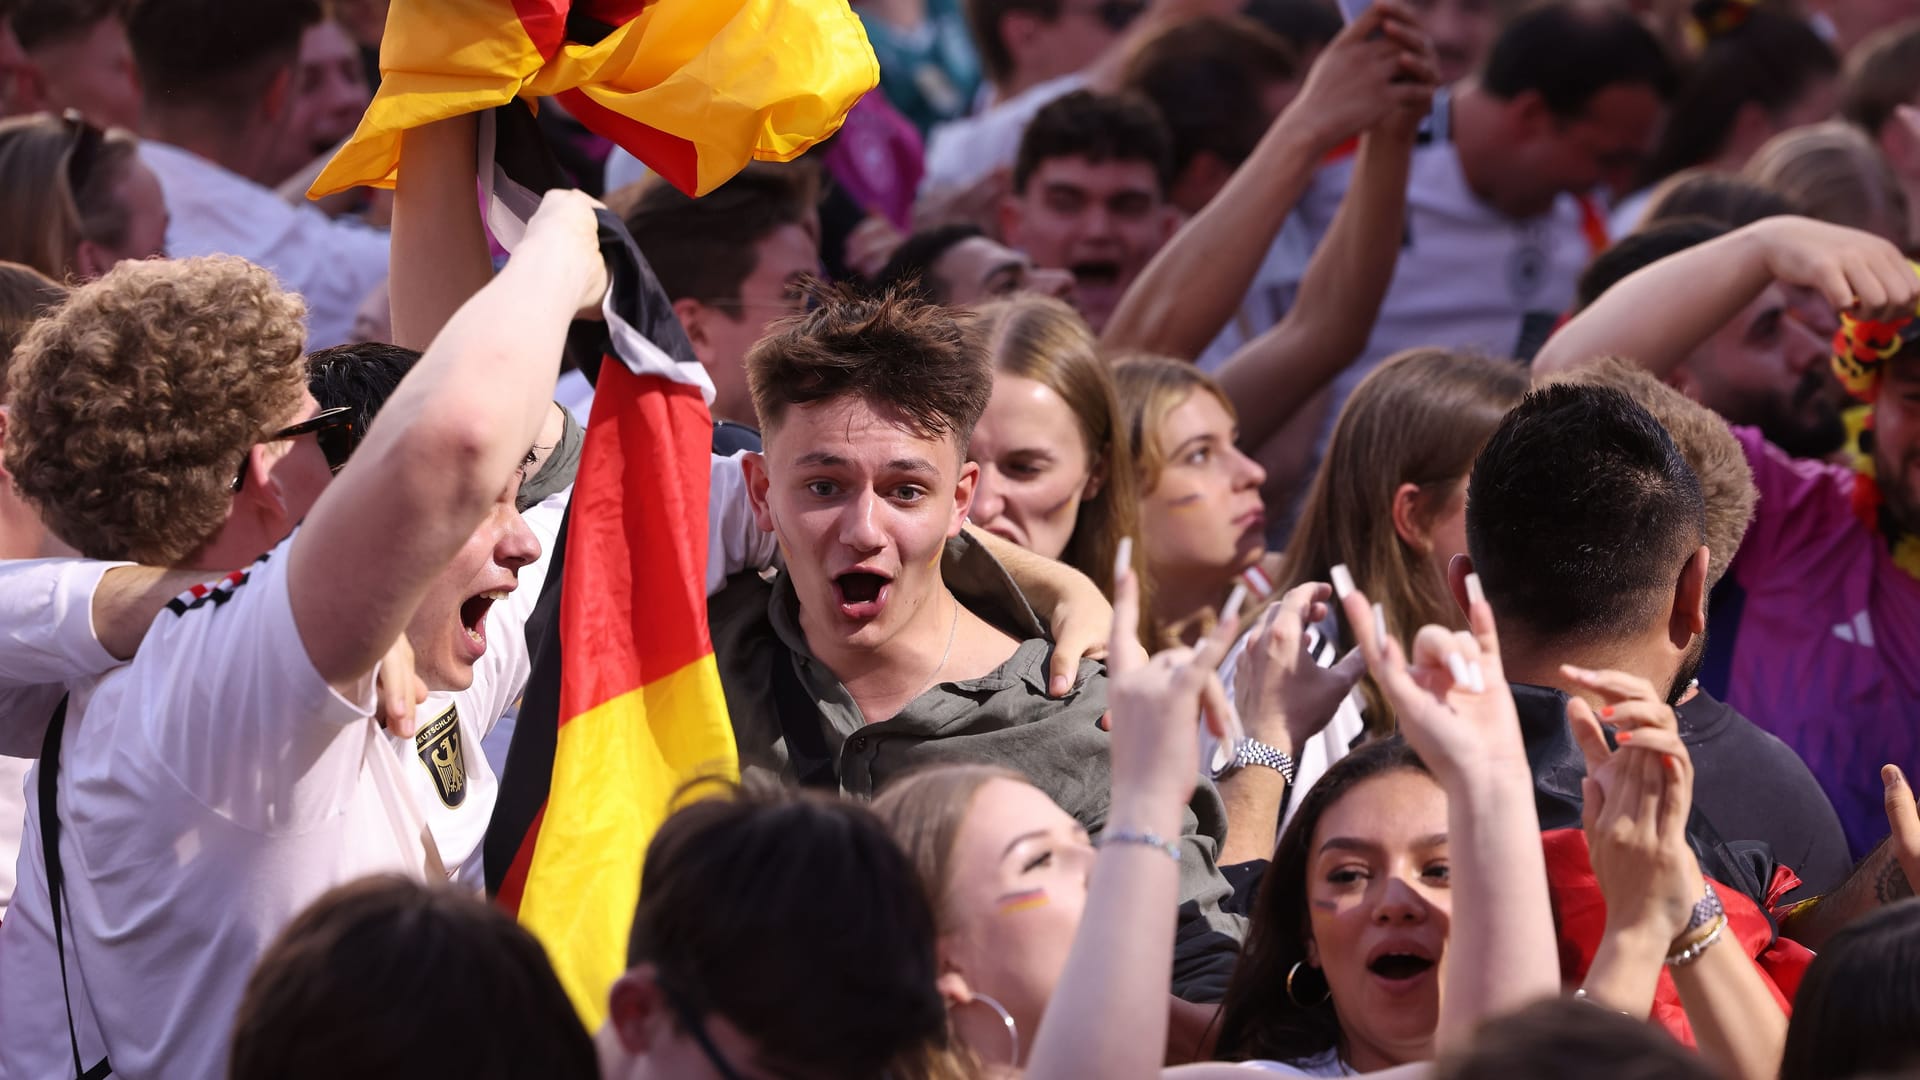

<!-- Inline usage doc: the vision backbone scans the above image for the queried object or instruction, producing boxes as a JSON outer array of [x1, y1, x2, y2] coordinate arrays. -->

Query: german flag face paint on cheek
[[996, 888, 1050, 915]]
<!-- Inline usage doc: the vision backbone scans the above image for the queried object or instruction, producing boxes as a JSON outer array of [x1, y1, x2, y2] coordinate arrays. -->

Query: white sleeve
[[141, 537, 378, 831], [0, 558, 127, 686], [707, 452, 777, 596]]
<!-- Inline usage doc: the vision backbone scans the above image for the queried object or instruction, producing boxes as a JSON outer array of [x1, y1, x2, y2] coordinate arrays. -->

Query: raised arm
[[1098, 3, 1434, 360], [387, 114, 497, 350], [1025, 541, 1240, 1080], [289, 190, 607, 691], [1338, 572, 1560, 1050], [1213, 106, 1424, 450], [1564, 669, 1787, 1080], [1533, 216, 1917, 381]]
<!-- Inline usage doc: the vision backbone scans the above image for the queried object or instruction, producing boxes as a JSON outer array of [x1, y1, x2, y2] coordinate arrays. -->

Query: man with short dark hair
[[590, 164, 819, 427], [875, 222, 1075, 306], [1001, 89, 1180, 332], [1455, 379, 1908, 946], [1116, 13, 1297, 215], [7, 0, 138, 128], [1573, 218, 1847, 459], [128, 0, 387, 347], [709, 287, 1245, 1001], [1535, 214, 1920, 866]]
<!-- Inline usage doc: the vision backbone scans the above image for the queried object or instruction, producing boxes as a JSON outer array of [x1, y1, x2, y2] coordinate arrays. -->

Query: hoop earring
[[1287, 961, 1330, 1008], [950, 991, 1021, 1066]]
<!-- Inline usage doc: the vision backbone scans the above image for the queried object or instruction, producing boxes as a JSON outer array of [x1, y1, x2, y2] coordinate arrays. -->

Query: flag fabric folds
[[485, 170, 739, 1024], [311, 0, 877, 198]]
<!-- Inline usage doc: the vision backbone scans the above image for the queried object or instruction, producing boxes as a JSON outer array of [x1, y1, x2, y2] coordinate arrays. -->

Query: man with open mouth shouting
[[708, 285, 1247, 1004], [1000, 89, 1182, 335]]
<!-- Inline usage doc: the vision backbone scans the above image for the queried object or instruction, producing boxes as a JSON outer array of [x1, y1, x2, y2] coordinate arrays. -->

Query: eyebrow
[[983, 260, 1024, 283], [791, 451, 940, 475], [1169, 432, 1218, 458], [1002, 829, 1055, 860], [1319, 833, 1448, 855]]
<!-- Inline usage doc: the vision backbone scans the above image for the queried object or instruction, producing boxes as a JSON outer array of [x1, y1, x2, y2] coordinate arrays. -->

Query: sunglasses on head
[[230, 407, 360, 492]]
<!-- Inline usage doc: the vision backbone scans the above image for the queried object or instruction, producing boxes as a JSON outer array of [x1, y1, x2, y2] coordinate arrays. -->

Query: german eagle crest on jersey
[[414, 704, 467, 808]]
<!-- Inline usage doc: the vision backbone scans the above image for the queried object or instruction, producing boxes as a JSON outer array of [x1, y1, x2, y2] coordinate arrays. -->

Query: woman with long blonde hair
[[964, 295, 1144, 597], [0, 111, 166, 282]]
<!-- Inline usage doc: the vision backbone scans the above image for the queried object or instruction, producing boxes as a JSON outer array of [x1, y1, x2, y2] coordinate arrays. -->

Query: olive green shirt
[[709, 532, 1247, 1001]]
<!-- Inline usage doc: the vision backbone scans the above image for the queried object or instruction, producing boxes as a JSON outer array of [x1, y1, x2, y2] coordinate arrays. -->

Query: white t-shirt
[[0, 535, 402, 1079], [1203, 92, 1602, 409], [142, 142, 391, 350], [0, 559, 127, 923], [920, 72, 1089, 196]]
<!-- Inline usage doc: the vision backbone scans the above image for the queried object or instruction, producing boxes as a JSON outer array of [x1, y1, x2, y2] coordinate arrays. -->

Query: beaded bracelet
[[1665, 913, 1727, 968], [1099, 827, 1182, 863]]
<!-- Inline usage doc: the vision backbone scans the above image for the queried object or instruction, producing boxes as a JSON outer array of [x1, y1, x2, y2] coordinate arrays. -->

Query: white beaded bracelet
[[1099, 827, 1182, 863]]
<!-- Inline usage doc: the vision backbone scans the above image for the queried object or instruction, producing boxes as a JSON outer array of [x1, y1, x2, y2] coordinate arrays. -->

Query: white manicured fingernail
[[1446, 652, 1473, 689], [1466, 572, 1485, 608], [1222, 583, 1249, 623], [1114, 537, 1132, 583], [1467, 660, 1487, 694], [1372, 602, 1387, 651], [1330, 563, 1355, 600]]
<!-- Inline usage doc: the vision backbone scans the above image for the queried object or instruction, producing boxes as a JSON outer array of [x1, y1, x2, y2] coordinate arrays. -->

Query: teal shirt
[[857, 0, 982, 135]]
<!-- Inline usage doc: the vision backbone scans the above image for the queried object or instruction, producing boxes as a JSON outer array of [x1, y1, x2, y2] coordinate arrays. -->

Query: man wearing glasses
[[0, 192, 607, 1078]]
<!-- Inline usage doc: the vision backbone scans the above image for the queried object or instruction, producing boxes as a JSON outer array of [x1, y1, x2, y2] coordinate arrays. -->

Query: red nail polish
[[1600, 706, 1615, 719], [1616, 731, 1633, 744]]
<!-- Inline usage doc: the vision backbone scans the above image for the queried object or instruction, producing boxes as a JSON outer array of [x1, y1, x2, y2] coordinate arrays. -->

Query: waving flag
[[486, 177, 739, 1024], [312, 0, 876, 198]]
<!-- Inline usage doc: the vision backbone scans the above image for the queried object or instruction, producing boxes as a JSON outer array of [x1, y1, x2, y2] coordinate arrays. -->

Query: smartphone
[[1337, 0, 1373, 23]]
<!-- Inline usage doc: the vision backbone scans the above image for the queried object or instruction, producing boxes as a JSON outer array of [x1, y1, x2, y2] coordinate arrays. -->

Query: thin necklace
[[914, 592, 960, 700]]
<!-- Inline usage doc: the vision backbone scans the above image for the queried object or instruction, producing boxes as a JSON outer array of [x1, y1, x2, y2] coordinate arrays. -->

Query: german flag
[[311, 0, 877, 198], [485, 192, 739, 1025]]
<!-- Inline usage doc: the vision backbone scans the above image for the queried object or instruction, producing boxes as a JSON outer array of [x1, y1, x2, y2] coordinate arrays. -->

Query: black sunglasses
[[60, 109, 103, 201], [231, 407, 360, 492]]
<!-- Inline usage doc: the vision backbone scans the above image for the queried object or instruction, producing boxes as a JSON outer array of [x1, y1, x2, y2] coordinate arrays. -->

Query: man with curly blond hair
[[0, 190, 608, 1078]]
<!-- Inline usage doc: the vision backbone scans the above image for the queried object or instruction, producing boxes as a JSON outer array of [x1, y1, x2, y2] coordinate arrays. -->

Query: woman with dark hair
[[599, 782, 956, 1080], [877, 565, 1562, 1076], [1779, 898, 1920, 1080], [230, 875, 598, 1080]]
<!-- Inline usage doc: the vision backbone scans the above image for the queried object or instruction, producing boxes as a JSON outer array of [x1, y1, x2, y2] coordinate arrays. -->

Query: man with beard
[[1568, 218, 1850, 459], [1446, 380, 1909, 948], [1536, 215, 1920, 862]]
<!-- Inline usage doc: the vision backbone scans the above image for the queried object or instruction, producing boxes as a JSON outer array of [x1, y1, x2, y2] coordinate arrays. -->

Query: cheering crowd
[[1, 0, 1920, 1076]]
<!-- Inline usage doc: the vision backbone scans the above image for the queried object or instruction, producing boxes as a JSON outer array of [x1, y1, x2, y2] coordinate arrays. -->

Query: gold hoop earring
[[1287, 961, 1330, 1007]]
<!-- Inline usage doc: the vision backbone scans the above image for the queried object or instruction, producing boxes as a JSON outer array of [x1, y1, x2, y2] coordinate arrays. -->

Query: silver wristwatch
[[1212, 738, 1296, 783]]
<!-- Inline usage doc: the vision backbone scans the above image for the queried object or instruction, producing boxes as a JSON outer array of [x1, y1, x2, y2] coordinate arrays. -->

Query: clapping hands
[[1566, 667, 1703, 947]]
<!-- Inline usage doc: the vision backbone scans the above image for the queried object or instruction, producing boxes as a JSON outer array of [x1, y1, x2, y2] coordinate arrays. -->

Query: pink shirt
[[1719, 426, 1920, 856]]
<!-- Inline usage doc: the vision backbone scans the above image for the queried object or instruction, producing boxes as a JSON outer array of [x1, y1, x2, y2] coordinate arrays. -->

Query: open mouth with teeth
[[832, 571, 892, 620], [459, 590, 509, 651], [1366, 952, 1437, 985], [1071, 260, 1122, 289]]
